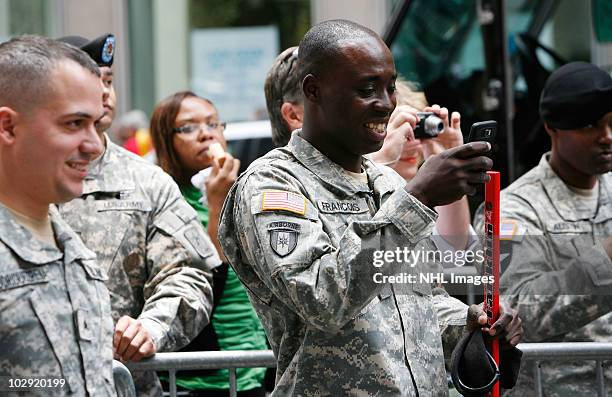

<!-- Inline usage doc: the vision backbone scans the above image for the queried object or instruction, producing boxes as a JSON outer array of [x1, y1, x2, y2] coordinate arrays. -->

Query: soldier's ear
[[302, 74, 320, 103], [543, 123, 557, 136], [0, 107, 17, 145]]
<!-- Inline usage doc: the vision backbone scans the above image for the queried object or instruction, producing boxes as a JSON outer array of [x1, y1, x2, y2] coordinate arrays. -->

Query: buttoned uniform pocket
[[77, 259, 115, 393], [0, 264, 86, 394], [354, 286, 392, 319]]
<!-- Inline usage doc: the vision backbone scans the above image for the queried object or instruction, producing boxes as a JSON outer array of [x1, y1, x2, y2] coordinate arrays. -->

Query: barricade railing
[[124, 343, 612, 397], [112, 360, 137, 397], [519, 342, 612, 397], [126, 350, 276, 397]]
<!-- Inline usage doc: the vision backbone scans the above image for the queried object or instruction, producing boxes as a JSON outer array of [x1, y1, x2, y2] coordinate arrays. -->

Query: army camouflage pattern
[[219, 132, 470, 396], [474, 153, 612, 396], [58, 139, 219, 397], [0, 204, 115, 396]]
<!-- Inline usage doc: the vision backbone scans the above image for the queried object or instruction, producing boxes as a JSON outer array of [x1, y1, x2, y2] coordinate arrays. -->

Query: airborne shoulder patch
[[261, 190, 306, 215], [268, 221, 301, 257]]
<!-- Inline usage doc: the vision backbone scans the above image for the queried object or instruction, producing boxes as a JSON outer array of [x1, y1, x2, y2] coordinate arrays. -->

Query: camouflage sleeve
[[231, 166, 437, 332], [474, 196, 612, 341], [431, 287, 468, 359], [138, 177, 217, 352]]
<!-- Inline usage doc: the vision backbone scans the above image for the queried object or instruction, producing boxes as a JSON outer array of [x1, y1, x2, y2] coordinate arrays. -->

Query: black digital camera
[[414, 112, 444, 139]]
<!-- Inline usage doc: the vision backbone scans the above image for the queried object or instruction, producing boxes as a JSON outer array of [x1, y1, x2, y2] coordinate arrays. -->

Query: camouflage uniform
[[219, 133, 468, 396], [474, 153, 612, 396], [59, 138, 219, 397], [0, 204, 115, 396]]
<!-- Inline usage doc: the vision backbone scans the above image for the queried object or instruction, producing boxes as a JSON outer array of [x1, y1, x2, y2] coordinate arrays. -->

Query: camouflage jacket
[[58, 139, 219, 396], [219, 132, 468, 397], [474, 153, 612, 396], [0, 204, 115, 396]]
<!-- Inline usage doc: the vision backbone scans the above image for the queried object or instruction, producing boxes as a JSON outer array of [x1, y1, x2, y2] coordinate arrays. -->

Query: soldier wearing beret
[[220, 20, 522, 396], [474, 62, 612, 395], [0, 35, 115, 395], [57, 34, 218, 397]]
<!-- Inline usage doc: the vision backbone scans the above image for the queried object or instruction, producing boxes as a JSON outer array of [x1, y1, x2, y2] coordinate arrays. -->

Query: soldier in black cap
[[60, 34, 116, 133], [474, 63, 612, 395], [56, 34, 217, 397]]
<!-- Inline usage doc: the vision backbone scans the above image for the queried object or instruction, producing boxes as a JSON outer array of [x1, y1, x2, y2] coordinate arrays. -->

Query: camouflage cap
[[540, 62, 612, 129], [58, 33, 115, 67]]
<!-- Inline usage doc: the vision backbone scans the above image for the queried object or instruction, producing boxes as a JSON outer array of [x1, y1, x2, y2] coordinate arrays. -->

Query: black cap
[[58, 33, 115, 67], [539, 62, 612, 130]]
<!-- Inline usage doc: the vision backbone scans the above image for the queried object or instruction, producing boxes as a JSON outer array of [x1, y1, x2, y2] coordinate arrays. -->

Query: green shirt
[[177, 184, 268, 391]]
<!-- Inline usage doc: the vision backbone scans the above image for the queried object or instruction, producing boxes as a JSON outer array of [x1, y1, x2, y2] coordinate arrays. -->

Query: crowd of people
[[0, 17, 610, 397]]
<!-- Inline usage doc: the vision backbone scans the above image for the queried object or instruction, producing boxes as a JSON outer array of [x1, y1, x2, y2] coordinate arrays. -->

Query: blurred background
[[1, 0, 611, 186]]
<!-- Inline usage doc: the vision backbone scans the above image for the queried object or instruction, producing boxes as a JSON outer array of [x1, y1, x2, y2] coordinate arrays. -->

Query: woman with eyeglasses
[[150, 91, 268, 397]]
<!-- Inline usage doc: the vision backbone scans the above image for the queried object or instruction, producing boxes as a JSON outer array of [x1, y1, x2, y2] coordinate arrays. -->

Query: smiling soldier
[[0, 35, 115, 395], [219, 20, 522, 396]]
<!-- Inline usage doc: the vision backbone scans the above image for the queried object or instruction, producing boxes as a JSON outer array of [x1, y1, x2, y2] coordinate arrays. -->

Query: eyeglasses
[[173, 122, 227, 135]]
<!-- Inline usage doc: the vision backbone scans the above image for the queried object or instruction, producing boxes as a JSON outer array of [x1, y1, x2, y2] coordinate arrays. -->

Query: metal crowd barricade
[[126, 350, 276, 397], [112, 360, 137, 397], [124, 344, 612, 397], [517, 342, 612, 397]]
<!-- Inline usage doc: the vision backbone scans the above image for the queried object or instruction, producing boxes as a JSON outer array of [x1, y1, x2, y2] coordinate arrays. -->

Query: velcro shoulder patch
[[500, 219, 524, 242], [261, 190, 306, 215]]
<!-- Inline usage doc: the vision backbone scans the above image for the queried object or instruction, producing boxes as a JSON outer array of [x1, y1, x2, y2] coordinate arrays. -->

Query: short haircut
[[150, 90, 214, 183], [298, 19, 378, 82], [0, 35, 100, 112], [265, 46, 301, 147]]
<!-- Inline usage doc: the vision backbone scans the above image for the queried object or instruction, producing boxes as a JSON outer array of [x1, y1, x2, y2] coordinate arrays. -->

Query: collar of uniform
[[593, 173, 612, 223], [48, 206, 97, 264], [82, 136, 136, 194], [0, 203, 63, 264], [361, 157, 396, 196], [539, 152, 610, 222], [289, 131, 386, 196]]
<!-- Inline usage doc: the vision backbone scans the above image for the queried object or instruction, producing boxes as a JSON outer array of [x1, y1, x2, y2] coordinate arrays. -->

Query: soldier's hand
[[113, 316, 157, 362], [466, 302, 523, 349], [205, 153, 240, 211], [404, 142, 493, 207]]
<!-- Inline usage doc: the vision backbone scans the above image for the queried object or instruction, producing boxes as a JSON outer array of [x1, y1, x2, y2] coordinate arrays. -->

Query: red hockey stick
[[483, 171, 501, 397]]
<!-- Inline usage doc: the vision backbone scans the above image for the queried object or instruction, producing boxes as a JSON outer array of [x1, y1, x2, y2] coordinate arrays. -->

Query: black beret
[[540, 62, 612, 130], [58, 33, 115, 67]]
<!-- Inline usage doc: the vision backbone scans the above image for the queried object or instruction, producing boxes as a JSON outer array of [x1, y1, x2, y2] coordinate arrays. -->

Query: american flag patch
[[500, 219, 517, 240], [262, 190, 306, 215]]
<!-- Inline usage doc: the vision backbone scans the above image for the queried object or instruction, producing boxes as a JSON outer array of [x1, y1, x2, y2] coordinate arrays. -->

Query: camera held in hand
[[414, 112, 443, 139]]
